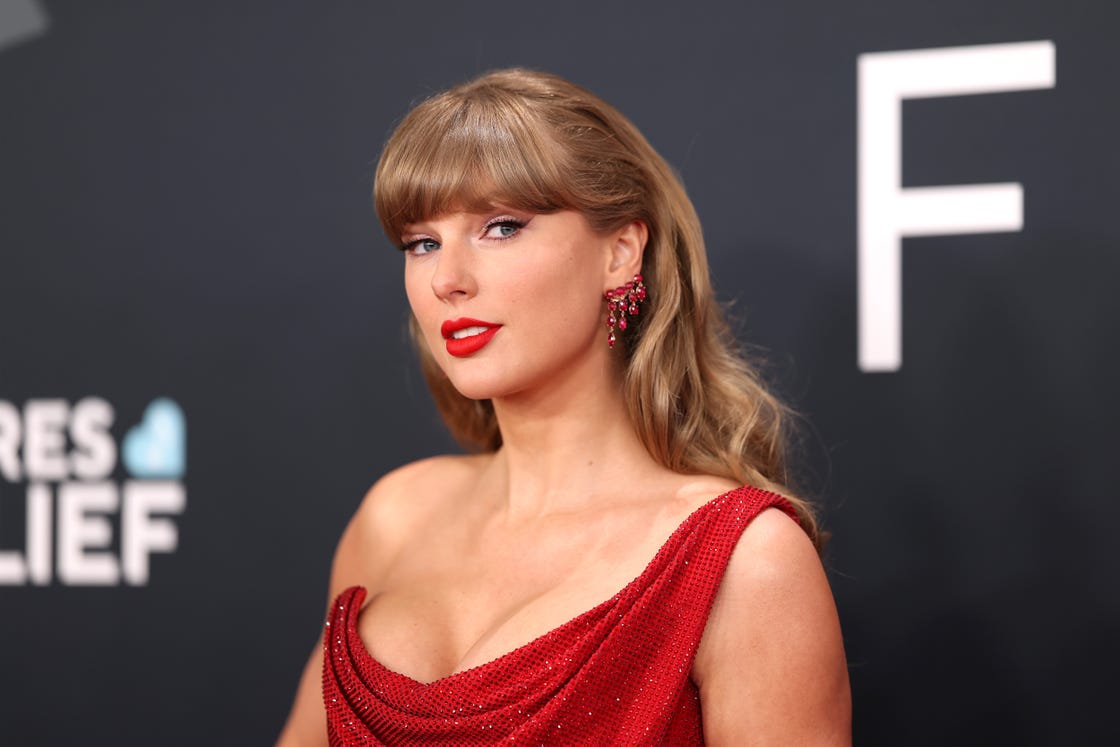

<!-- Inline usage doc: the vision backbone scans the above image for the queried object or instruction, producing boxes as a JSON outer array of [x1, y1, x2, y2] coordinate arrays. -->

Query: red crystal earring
[[604, 274, 647, 349]]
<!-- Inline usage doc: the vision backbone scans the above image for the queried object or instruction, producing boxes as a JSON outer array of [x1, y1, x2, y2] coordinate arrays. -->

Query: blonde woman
[[280, 68, 850, 745]]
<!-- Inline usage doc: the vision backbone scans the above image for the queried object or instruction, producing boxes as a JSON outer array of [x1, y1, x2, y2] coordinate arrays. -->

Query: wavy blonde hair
[[374, 69, 819, 546]]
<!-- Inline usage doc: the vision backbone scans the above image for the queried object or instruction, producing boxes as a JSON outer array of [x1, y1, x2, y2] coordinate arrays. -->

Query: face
[[400, 207, 626, 402]]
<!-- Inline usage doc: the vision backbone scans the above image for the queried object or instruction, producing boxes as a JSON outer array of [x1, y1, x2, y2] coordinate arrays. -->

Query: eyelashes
[[398, 215, 529, 255], [399, 236, 440, 255], [482, 217, 526, 240]]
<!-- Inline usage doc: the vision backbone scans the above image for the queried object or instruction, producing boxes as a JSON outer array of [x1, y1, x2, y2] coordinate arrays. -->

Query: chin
[[441, 369, 518, 402]]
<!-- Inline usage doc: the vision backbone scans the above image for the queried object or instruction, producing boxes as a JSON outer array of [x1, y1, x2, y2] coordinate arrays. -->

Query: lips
[[441, 318, 502, 357]]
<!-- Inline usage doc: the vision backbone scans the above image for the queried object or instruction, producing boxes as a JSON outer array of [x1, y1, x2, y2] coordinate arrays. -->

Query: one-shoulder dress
[[322, 485, 796, 745]]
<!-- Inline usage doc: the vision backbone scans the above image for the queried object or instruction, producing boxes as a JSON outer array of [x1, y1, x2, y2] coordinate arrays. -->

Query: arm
[[276, 638, 328, 747], [692, 508, 851, 746]]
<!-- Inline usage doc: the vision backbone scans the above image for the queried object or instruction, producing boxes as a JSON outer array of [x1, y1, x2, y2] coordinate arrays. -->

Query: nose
[[429, 237, 477, 301]]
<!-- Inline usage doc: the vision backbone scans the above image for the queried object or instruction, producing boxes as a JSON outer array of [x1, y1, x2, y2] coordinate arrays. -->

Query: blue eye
[[402, 238, 440, 255], [484, 219, 524, 240]]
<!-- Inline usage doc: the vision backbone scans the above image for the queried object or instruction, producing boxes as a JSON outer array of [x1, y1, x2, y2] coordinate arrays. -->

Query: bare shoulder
[[673, 475, 742, 504], [276, 454, 489, 747], [693, 507, 851, 745], [722, 507, 821, 590], [329, 454, 489, 594], [651, 473, 741, 520], [356, 454, 486, 525]]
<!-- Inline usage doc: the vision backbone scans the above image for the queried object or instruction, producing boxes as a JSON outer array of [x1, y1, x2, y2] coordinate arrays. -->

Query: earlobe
[[607, 220, 648, 276]]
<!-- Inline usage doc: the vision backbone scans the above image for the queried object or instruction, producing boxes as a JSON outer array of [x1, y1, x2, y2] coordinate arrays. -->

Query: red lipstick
[[441, 318, 502, 357]]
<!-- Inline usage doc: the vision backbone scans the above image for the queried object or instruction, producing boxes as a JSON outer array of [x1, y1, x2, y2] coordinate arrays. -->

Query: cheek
[[520, 267, 605, 337], [508, 247, 600, 306], [404, 267, 431, 317], [404, 271, 442, 349]]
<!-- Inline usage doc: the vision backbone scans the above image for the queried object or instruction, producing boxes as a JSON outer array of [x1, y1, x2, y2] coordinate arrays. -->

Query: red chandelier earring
[[605, 274, 647, 349]]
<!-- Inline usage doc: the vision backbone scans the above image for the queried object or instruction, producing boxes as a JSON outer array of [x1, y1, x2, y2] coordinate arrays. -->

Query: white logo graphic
[[857, 41, 1056, 372], [0, 397, 186, 586]]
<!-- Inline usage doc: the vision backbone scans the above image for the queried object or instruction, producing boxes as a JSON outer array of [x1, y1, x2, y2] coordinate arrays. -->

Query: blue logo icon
[[122, 398, 186, 479]]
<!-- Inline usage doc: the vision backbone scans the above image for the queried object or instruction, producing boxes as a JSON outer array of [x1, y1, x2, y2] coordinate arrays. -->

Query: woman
[[279, 68, 850, 745]]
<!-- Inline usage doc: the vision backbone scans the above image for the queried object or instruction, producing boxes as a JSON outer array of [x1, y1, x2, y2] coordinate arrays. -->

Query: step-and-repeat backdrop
[[1, 2, 1116, 744]]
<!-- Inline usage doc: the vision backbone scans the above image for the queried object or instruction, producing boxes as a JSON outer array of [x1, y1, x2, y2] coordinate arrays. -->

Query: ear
[[605, 220, 648, 285]]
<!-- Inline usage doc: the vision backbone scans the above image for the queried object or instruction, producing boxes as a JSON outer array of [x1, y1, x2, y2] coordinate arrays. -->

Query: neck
[[483, 357, 659, 521]]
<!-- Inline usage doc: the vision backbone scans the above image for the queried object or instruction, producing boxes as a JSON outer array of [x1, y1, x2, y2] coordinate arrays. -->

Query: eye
[[482, 218, 525, 240], [401, 237, 440, 256]]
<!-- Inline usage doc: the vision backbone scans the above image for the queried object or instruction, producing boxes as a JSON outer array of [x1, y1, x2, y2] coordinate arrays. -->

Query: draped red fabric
[[322, 486, 796, 745]]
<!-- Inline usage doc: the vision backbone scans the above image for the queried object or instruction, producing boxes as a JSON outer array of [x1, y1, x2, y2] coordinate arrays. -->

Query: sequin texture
[[321, 486, 796, 745]]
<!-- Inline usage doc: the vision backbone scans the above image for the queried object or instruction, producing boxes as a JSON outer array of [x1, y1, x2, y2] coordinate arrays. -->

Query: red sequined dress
[[322, 485, 796, 745]]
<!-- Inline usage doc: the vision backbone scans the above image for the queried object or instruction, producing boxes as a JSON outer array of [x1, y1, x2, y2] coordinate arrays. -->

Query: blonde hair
[[374, 69, 820, 546]]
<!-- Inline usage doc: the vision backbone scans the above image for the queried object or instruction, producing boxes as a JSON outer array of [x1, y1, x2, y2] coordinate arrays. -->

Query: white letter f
[[857, 40, 1055, 372]]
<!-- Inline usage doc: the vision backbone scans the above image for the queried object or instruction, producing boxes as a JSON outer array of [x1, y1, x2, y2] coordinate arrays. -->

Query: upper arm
[[692, 508, 851, 746]]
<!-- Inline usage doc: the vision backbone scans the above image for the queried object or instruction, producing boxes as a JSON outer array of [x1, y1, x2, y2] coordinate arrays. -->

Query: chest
[[355, 508, 675, 683], [324, 583, 710, 746]]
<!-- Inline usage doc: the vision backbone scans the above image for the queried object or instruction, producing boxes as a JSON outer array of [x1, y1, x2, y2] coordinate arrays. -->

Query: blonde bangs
[[374, 88, 575, 242]]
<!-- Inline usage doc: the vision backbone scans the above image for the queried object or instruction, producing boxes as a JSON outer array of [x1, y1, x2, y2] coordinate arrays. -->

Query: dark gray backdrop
[[1, 1, 1117, 745]]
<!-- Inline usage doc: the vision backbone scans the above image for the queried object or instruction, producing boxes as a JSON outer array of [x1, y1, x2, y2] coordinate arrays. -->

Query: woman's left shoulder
[[728, 503, 816, 577], [692, 498, 851, 743], [668, 475, 741, 513]]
